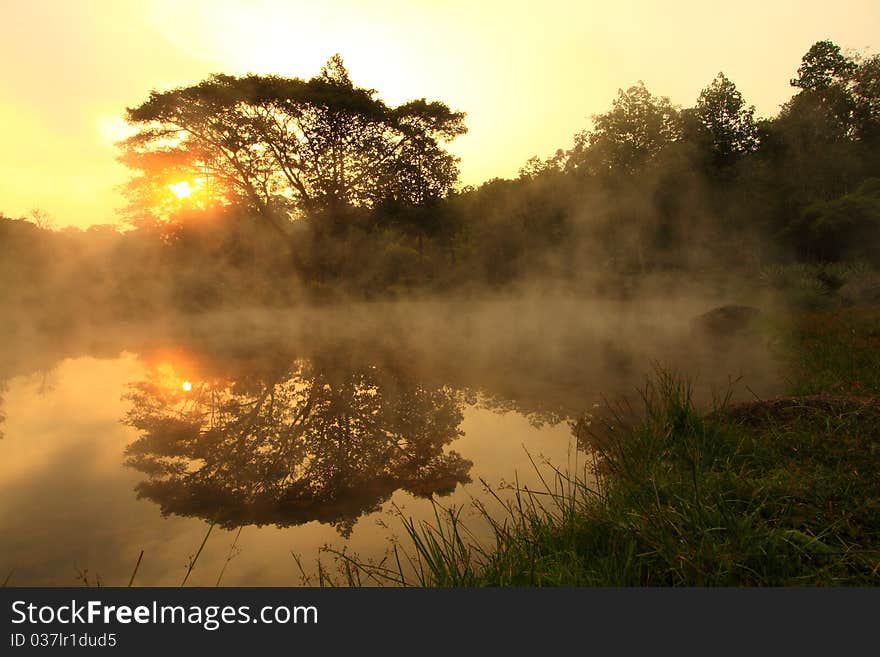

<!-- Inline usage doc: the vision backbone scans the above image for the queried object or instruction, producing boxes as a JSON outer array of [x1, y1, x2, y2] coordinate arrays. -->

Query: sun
[[168, 181, 196, 199], [181, 381, 193, 392]]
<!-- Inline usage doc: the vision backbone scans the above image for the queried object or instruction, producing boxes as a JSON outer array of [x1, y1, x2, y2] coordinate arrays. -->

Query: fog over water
[[0, 0, 878, 596], [0, 293, 782, 585]]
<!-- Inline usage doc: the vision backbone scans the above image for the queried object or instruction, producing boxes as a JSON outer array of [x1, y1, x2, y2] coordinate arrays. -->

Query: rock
[[692, 305, 760, 336]]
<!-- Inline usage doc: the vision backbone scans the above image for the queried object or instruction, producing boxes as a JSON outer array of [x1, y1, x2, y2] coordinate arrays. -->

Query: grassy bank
[[335, 304, 880, 586]]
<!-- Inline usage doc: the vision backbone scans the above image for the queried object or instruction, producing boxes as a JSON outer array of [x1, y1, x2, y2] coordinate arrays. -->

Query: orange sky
[[1, 0, 878, 228]]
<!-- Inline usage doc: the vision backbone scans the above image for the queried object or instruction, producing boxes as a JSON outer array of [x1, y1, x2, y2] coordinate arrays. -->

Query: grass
[[14, 290, 880, 587], [320, 304, 880, 586], [780, 305, 880, 396]]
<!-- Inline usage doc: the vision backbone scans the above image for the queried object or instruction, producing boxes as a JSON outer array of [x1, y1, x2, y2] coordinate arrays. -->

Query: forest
[[3, 39, 879, 328], [2, 38, 880, 588]]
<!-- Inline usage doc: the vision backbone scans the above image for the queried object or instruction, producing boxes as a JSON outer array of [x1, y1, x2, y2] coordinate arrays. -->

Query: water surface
[[0, 298, 782, 585]]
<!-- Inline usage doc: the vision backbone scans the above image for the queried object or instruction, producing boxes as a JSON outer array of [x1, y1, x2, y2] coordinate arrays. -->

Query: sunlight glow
[[169, 181, 196, 199], [1, 1, 878, 228], [95, 114, 137, 147], [152, 359, 200, 395]]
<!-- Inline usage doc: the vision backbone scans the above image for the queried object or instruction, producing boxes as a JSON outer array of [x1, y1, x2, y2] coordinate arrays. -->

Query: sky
[[1, 0, 878, 228]]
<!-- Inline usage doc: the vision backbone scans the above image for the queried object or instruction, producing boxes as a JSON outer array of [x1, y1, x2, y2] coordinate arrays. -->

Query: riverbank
[[339, 303, 880, 586]]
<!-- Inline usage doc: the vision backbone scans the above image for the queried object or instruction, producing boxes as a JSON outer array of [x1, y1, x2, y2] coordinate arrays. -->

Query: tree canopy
[[123, 352, 471, 536], [693, 73, 759, 164], [6, 39, 880, 318], [791, 40, 858, 92], [120, 55, 467, 231], [567, 82, 682, 175]]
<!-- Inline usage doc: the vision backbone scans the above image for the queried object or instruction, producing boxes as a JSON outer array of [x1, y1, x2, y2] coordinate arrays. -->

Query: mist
[[1, 38, 878, 586]]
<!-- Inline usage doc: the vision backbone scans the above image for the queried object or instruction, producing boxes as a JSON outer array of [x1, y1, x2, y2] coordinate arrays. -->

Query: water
[[0, 299, 782, 585]]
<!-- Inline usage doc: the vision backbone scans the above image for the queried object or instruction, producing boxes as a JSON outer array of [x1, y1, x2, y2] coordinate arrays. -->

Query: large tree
[[567, 82, 682, 175], [852, 53, 880, 143], [693, 73, 759, 165], [123, 352, 471, 537], [119, 55, 466, 232], [783, 40, 880, 144], [790, 40, 858, 92]]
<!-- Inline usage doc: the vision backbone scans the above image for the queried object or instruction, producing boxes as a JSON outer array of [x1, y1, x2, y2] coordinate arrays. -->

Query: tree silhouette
[[791, 40, 858, 92], [122, 352, 471, 537], [852, 53, 880, 142], [782, 40, 880, 144], [693, 73, 759, 165], [120, 55, 466, 231], [568, 82, 682, 175]]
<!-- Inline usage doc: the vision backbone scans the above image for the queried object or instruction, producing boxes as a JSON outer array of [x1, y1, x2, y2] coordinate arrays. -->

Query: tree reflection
[[122, 353, 471, 537]]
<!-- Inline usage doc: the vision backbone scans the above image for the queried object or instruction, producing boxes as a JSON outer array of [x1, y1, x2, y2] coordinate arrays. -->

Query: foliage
[[779, 305, 880, 396], [4, 39, 880, 312], [783, 178, 880, 261], [120, 55, 466, 231], [692, 72, 759, 165], [790, 40, 858, 92], [568, 82, 682, 175], [331, 362, 880, 586], [123, 352, 471, 537]]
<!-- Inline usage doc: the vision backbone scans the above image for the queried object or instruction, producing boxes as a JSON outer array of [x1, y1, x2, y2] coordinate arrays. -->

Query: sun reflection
[[150, 359, 199, 396]]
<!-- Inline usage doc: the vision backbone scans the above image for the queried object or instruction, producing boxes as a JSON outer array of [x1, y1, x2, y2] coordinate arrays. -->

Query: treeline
[[454, 39, 880, 282], [2, 40, 880, 320]]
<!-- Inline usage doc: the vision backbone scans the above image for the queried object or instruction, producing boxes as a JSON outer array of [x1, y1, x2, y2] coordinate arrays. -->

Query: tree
[[567, 82, 682, 174], [693, 73, 759, 164], [28, 208, 56, 231], [783, 178, 880, 261], [852, 53, 880, 142], [784, 40, 859, 143], [790, 40, 857, 92], [119, 55, 466, 232], [123, 353, 472, 536], [518, 149, 567, 179], [762, 40, 876, 211]]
